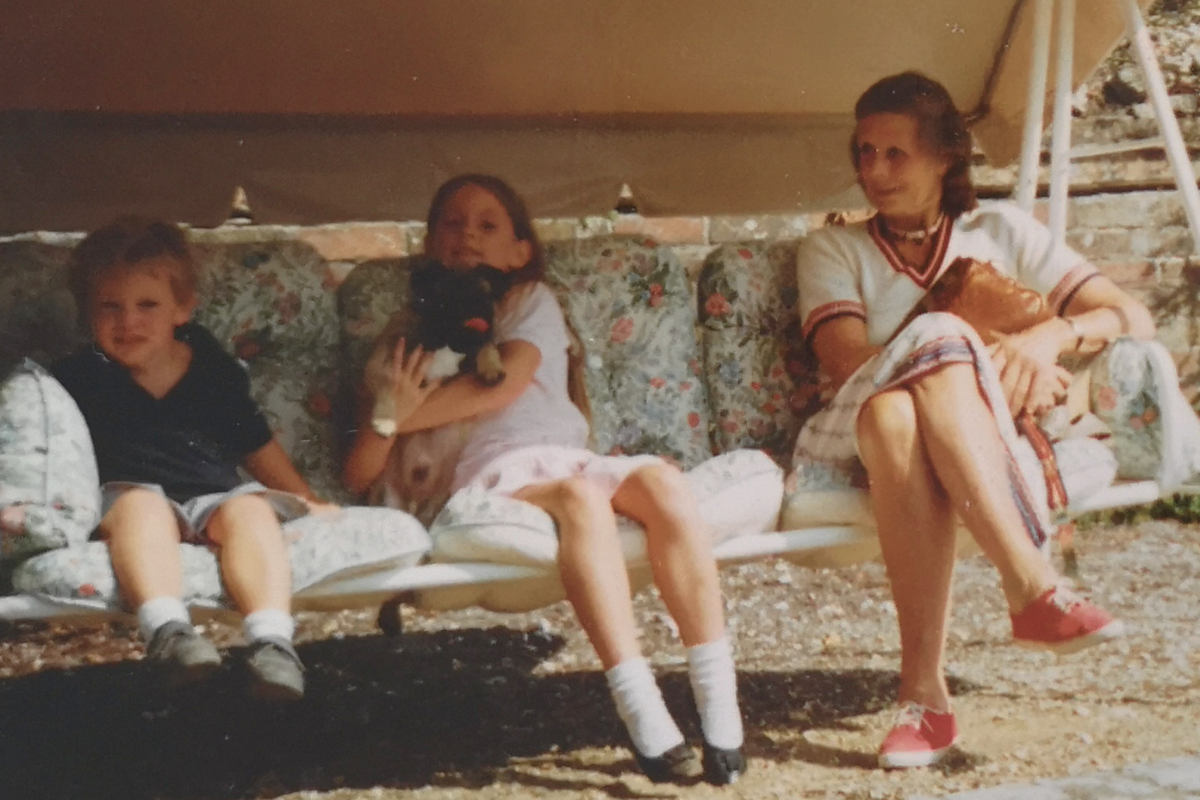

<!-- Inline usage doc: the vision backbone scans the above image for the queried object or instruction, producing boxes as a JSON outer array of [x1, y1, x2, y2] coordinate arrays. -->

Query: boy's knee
[[206, 493, 282, 541]]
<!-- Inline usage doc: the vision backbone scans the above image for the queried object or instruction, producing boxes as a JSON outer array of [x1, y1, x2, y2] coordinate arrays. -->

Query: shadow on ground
[[0, 623, 982, 800]]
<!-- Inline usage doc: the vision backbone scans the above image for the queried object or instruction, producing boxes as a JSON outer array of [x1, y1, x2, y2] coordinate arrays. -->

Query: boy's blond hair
[[68, 216, 199, 323]]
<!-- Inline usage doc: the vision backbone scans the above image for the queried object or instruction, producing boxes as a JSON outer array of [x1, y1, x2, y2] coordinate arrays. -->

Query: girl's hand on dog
[[390, 338, 442, 423]]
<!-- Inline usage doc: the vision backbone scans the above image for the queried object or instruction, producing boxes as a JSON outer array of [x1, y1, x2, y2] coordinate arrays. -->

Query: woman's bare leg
[[906, 364, 1059, 609], [858, 388, 958, 712]]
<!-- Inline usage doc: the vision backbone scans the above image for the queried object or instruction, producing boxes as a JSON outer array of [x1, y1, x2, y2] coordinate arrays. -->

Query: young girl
[[343, 174, 746, 785]]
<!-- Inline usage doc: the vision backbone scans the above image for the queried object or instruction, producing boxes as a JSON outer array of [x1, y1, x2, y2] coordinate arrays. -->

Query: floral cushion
[[423, 449, 783, 612], [192, 239, 348, 502], [698, 241, 825, 463], [1089, 337, 1200, 488], [10, 506, 431, 611], [0, 359, 101, 562], [544, 237, 712, 468], [0, 240, 83, 374]]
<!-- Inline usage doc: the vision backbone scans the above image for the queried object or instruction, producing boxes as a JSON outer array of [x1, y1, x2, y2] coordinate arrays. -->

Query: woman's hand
[[988, 323, 1072, 417], [388, 338, 442, 424]]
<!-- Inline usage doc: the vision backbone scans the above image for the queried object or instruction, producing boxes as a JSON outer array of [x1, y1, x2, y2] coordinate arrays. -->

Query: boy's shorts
[[99, 482, 310, 545]]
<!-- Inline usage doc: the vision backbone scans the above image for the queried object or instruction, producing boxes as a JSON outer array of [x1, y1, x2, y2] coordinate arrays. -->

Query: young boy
[[53, 216, 327, 700]]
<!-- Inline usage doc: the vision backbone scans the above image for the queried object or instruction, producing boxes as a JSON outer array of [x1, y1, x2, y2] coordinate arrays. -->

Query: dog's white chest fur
[[426, 347, 466, 382]]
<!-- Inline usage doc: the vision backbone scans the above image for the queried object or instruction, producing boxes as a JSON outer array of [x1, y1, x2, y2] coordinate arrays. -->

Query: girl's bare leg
[[611, 462, 725, 647]]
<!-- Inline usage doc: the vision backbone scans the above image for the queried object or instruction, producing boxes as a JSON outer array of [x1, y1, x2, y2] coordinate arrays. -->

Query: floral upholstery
[[337, 238, 712, 471], [0, 240, 83, 373], [1089, 337, 1200, 488], [544, 237, 711, 467], [11, 507, 431, 611], [698, 241, 826, 463], [192, 239, 347, 502], [0, 359, 101, 561]]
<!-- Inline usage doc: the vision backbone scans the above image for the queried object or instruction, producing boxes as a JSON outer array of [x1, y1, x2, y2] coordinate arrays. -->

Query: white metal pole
[[1015, 0, 1055, 212], [1117, 0, 1200, 254], [1048, 0, 1075, 247]]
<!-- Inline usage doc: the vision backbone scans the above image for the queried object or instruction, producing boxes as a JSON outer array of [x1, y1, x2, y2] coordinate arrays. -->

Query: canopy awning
[[0, 0, 1152, 233]]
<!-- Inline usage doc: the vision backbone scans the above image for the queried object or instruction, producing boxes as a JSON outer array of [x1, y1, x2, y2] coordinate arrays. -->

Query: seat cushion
[[423, 449, 783, 612], [0, 359, 101, 562], [10, 506, 431, 611]]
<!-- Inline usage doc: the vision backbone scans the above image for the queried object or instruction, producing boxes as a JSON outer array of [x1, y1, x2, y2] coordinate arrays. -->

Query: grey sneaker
[[245, 637, 305, 701], [145, 620, 222, 687]]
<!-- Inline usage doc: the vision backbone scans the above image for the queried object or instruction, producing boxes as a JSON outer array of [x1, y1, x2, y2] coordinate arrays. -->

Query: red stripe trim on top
[[867, 214, 952, 290], [1048, 263, 1101, 315], [802, 300, 867, 342]]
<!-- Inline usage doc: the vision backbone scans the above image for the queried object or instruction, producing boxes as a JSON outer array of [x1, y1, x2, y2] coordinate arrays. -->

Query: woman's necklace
[[882, 213, 945, 246]]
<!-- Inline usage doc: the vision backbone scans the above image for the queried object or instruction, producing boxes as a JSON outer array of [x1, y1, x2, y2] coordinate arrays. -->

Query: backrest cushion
[[337, 237, 712, 472], [190, 238, 346, 501], [544, 237, 711, 468], [698, 241, 825, 463]]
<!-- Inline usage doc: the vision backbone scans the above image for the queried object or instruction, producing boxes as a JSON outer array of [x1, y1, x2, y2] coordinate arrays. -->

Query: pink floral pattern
[[698, 240, 824, 462]]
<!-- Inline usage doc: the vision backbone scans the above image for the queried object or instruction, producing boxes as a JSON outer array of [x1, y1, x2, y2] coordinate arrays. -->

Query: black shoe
[[145, 620, 222, 688], [702, 741, 747, 786], [245, 637, 305, 701], [633, 742, 703, 783]]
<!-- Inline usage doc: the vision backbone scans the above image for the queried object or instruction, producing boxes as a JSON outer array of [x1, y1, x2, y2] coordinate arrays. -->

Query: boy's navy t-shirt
[[53, 322, 274, 504]]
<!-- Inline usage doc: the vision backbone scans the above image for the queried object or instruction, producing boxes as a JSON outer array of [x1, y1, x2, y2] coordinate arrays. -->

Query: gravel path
[[0, 518, 1196, 800]]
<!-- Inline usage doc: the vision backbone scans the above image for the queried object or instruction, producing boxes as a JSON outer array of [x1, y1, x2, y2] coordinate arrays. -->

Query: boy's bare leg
[[100, 487, 221, 683], [204, 494, 292, 614], [205, 493, 304, 700], [100, 487, 185, 607]]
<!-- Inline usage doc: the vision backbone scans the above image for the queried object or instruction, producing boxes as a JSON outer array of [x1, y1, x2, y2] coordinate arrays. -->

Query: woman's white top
[[797, 200, 1099, 346]]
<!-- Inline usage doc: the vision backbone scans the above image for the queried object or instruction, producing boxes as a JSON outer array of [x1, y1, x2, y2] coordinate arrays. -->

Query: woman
[[792, 72, 1155, 769]]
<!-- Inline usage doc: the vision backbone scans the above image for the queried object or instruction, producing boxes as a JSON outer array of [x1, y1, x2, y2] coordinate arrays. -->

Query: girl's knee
[[538, 477, 611, 527]]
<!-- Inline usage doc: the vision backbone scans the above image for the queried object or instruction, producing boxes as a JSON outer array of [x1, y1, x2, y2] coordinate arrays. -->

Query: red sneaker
[[878, 702, 959, 769], [1011, 585, 1125, 655]]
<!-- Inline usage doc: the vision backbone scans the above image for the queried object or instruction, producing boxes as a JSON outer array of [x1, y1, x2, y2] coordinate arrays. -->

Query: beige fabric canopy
[[0, 0, 1150, 234]]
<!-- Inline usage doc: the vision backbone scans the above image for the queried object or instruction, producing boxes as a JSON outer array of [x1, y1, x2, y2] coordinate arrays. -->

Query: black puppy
[[409, 260, 511, 385], [365, 260, 510, 437]]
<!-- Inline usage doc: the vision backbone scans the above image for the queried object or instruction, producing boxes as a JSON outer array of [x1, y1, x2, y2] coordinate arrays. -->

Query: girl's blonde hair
[[425, 174, 591, 424]]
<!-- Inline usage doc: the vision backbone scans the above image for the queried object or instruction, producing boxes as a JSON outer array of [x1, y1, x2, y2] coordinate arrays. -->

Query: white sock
[[242, 609, 295, 644], [605, 658, 685, 758], [687, 638, 744, 750], [136, 596, 191, 642]]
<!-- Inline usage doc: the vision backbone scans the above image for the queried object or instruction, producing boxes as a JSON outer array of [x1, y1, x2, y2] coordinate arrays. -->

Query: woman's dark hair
[[851, 71, 978, 218], [68, 215, 198, 319], [425, 173, 546, 286]]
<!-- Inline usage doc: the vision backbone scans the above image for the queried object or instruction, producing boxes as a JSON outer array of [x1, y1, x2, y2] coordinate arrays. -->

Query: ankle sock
[[137, 597, 191, 642], [605, 657, 685, 758], [687, 638, 744, 750], [242, 609, 295, 644]]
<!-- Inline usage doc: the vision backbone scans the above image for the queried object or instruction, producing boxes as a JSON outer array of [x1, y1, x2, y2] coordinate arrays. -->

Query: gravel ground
[[0, 518, 1197, 800]]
